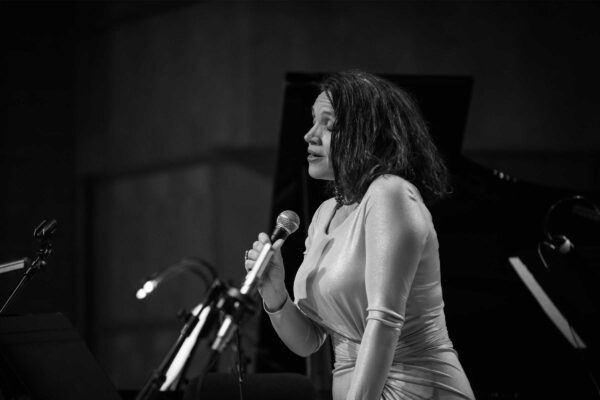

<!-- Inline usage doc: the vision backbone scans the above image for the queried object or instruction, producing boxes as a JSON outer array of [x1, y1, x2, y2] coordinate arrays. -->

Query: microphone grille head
[[277, 210, 300, 235]]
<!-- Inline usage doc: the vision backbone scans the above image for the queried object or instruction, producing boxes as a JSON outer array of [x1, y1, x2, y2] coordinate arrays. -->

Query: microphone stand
[[0, 219, 56, 314], [137, 212, 299, 399], [136, 280, 227, 400], [136, 279, 259, 400]]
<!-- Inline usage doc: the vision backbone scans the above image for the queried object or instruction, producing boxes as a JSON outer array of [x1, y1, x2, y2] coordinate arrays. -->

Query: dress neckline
[[324, 200, 360, 236]]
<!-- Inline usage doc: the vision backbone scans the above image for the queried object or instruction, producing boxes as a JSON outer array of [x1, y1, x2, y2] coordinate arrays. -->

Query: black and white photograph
[[1, 2, 599, 399]]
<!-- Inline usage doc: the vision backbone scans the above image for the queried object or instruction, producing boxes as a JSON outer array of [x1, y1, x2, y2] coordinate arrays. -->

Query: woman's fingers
[[245, 232, 277, 273], [252, 240, 263, 252], [272, 238, 284, 250], [258, 232, 271, 244], [250, 233, 273, 258], [246, 249, 254, 260]]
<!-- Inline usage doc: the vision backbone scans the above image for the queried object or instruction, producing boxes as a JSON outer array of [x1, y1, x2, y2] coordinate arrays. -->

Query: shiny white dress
[[267, 176, 474, 400]]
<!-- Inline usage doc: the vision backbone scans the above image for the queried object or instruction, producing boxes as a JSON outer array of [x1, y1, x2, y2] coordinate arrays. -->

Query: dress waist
[[330, 331, 474, 399], [330, 324, 453, 376]]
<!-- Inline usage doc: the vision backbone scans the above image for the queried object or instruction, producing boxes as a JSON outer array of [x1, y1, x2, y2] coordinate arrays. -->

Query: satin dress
[[267, 176, 474, 400]]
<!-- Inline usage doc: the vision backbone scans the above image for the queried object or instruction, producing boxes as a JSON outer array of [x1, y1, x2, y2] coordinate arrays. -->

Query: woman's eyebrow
[[312, 107, 334, 123], [313, 107, 334, 116]]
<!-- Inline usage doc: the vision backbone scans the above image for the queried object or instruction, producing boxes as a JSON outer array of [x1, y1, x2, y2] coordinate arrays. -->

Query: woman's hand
[[244, 233, 287, 311]]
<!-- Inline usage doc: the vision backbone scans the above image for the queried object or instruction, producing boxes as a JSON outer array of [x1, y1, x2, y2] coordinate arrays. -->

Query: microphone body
[[240, 242, 274, 296]]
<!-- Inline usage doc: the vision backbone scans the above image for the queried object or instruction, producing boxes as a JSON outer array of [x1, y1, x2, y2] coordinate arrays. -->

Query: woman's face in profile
[[305, 91, 335, 181]]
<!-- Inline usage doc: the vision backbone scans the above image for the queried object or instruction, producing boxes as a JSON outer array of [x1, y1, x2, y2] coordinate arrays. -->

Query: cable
[[235, 322, 245, 400], [537, 242, 551, 270]]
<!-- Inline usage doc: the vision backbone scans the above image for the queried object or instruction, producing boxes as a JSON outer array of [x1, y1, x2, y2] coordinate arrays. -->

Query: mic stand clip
[[0, 219, 57, 314]]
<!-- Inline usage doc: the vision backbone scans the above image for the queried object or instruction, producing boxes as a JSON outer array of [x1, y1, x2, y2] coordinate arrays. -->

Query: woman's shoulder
[[363, 175, 430, 235], [365, 174, 423, 203]]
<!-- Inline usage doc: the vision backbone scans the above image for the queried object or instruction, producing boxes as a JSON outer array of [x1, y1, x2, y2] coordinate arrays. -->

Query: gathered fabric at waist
[[331, 323, 453, 376], [330, 330, 474, 400]]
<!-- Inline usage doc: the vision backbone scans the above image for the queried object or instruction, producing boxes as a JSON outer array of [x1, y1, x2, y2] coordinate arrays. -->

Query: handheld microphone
[[240, 210, 300, 296], [211, 210, 299, 353]]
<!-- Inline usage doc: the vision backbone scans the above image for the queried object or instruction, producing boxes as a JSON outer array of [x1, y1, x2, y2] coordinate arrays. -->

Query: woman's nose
[[304, 124, 319, 144]]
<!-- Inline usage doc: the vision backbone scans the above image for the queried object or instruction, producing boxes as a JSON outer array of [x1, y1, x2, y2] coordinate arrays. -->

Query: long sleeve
[[265, 295, 328, 357], [346, 176, 429, 400]]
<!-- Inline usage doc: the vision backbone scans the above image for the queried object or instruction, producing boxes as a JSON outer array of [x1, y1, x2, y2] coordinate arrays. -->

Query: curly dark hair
[[320, 70, 451, 205]]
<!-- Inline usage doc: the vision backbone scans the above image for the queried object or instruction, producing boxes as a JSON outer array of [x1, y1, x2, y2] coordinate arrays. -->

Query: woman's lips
[[307, 154, 323, 162]]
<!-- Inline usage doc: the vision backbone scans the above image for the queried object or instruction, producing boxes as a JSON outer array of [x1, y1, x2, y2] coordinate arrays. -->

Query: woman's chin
[[308, 168, 334, 181]]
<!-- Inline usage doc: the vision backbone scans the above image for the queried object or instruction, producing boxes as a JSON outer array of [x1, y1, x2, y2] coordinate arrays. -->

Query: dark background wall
[[0, 4, 78, 318], [1, 1, 599, 395]]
